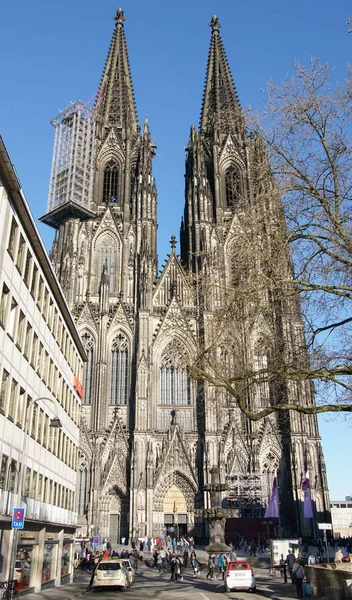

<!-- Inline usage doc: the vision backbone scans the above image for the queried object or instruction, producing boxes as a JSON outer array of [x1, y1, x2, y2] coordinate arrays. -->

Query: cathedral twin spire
[[95, 9, 242, 138], [200, 15, 243, 137], [95, 8, 138, 133]]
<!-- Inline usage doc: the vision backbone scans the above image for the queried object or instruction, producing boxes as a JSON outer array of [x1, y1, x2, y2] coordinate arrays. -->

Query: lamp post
[[8, 397, 62, 584]]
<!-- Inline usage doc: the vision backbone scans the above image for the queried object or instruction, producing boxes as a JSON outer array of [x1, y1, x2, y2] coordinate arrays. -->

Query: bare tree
[[189, 59, 352, 420]]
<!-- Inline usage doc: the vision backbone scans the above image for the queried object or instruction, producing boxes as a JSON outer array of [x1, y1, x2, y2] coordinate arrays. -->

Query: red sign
[[74, 376, 84, 399]]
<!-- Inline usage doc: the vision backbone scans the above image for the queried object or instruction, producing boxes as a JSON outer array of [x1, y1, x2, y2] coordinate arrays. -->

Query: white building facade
[[0, 137, 86, 592], [330, 499, 352, 538]]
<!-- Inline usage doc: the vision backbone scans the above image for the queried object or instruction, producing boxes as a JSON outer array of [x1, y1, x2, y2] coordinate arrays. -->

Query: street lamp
[[8, 397, 62, 584]]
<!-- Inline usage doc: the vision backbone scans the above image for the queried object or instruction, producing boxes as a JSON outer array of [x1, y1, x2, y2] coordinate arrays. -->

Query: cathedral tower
[[41, 10, 330, 541]]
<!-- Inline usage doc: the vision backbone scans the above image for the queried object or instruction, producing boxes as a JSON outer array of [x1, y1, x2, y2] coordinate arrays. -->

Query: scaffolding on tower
[[226, 472, 268, 518], [40, 100, 96, 229]]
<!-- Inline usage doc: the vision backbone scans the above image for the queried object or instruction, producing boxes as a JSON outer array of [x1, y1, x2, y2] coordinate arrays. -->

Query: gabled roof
[[95, 8, 138, 133]]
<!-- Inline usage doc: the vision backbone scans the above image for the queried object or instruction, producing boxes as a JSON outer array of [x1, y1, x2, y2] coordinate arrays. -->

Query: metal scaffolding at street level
[[226, 472, 268, 518], [47, 101, 95, 213]]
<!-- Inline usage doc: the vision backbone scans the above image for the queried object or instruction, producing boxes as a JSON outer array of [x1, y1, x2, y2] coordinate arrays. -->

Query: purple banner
[[265, 472, 279, 518], [302, 474, 313, 518]]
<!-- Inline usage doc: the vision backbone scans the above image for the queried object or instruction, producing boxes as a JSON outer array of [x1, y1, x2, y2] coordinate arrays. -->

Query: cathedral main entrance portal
[[163, 485, 188, 538]]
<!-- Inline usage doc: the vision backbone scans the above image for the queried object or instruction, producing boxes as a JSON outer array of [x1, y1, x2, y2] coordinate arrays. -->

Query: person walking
[[191, 555, 199, 577], [205, 554, 215, 579], [286, 549, 295, 577], [292, 560, 305, 598], [216, 554, 225, 580], [169, 556, 178, 582], [87, 553, 101, 591]]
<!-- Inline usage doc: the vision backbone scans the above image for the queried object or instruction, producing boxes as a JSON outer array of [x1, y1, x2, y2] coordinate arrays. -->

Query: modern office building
[[0, 137, 86, 592], [330, 499, 352, 538], [40, 10, 330, 541]]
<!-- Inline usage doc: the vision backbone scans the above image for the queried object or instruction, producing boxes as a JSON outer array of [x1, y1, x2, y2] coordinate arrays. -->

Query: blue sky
[[1, 0, 351, 499]]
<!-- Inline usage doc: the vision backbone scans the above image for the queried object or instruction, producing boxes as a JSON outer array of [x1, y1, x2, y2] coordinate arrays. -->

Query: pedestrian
[[183, 547, 188, 567], [87, 554, 101, 590], [205, 554, 215, 579], [153, 548, 159, 569], [169, 556, 177, 582], [279, 554, 287, 582], [292, 560, 305, 598], [156, 551, 163, 573], [216, 554, 225, 580], [160, 547, 166, 570], [308, 553, 316, 565], [286, 549, 295, 577], [249, 539, 257, 557], [191, 556, 199, 577], [132, 548, 139, 572]]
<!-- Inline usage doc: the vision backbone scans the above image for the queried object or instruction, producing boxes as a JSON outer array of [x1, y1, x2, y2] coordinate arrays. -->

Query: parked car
[[224, 560, 256, 593], [92, 559, 130, 590], [121, 559, 135, 585]]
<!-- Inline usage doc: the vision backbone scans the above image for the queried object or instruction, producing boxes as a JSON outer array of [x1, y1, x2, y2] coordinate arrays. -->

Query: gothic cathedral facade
[[41, 10, 330, 541]]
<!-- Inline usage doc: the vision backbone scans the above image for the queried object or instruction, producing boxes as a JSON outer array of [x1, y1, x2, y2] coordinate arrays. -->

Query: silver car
[[92, 559, 130, 591]]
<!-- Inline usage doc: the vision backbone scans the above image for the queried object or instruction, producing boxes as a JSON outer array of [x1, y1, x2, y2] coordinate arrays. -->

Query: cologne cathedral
[[41, 9, 331, 542]]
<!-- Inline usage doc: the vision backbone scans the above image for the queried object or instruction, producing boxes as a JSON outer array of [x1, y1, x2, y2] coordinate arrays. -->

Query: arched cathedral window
[[225, 165, 241, 209], [82, 332, 95, 405], [160, 341, 190, 405], [103, 160, 119, 204], [97, 236, 116, 292], [110, 333, 129, 405]]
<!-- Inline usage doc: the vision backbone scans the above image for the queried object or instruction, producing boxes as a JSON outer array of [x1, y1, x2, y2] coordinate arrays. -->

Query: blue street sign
[[93, 536, 99, 546], [12, 507, 25, 529]]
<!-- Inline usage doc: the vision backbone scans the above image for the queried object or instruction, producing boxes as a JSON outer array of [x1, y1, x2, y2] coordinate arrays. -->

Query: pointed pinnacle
[[209, 15, 221, 32], [143, 114, 150, 136], [170, 234, 177, 252], [114, 7, 126, 27]]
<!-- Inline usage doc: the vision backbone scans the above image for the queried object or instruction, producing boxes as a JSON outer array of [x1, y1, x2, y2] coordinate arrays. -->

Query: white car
[[92, 559, 130, 590], [224, 560, 256, 593]]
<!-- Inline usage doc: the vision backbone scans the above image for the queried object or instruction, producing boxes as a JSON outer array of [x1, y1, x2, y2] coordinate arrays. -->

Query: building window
[[16, 310, 25, 350], [16, 235, 25, 272], [7, 378, 18, 420], [0, 454, 8, 489], [8, 459, 17, 493], [225, 165, 241, 209], [8, 297, 18, 339], [110, 333, 128, 405], [0, 370, 10, 413], [7, 216, 18, 257], [0, 283, 10, 327], [160, 341, 191, 405], [23, 250, 32, 287], [97, 236, 116, 292], [82, 332, 95, 405], [103, 160, 119, 204]]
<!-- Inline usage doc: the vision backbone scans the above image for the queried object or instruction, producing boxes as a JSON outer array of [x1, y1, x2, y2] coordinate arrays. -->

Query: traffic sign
[[12, 507, 25, 529], [93, 536, 99, 546], [318, 523, 332, 530]]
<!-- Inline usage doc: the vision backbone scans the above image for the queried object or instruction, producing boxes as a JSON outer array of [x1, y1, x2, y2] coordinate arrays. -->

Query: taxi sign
[[12, 507, 25, 529]]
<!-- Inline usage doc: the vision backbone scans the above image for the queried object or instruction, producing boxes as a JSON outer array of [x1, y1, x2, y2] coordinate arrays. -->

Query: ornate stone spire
[[199, 15, 242, 135], [95, 8, 138, 132]]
